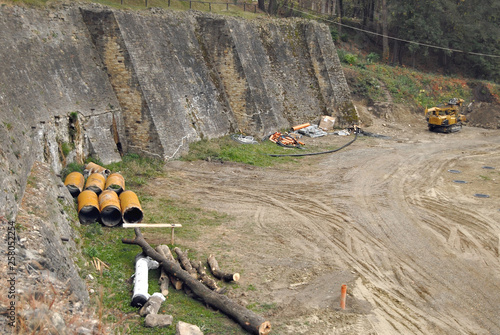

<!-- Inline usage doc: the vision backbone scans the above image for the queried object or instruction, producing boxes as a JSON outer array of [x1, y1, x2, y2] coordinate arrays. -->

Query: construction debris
[[122, 228, 272, 335], [269, 132, 304, 148], [318, 115, 336, 131], [131, 253, 160, 307], [231, 134, 258, 144], [297, 124, 327, 138]]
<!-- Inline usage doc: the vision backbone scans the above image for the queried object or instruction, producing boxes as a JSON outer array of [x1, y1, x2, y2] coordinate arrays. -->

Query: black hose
[[268, 131, 358, 157]]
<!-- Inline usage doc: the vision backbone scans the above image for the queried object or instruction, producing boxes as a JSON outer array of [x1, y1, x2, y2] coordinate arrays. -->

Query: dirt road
[[151, 119, 500, 334]]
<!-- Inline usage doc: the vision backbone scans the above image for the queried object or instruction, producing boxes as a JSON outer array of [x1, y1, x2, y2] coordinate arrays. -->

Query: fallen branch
[[123, 228, 271, 335], [208, 254, 240, 282], [174, 247, 198, 280], [191, 259, 225, 294]]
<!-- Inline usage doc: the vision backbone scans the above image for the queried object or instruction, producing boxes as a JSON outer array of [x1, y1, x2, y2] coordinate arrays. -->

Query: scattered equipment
[[425, 98, 466, 133]]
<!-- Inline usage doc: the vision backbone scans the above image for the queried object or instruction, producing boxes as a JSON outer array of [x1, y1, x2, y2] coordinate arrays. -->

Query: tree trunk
[[338, 0, 344, 36], [208, 254, 240, 282], [382, 0, 389, 63], [268, 0, 277, 15], [258, 0, 266, 12], [123, 229, 272, 335]]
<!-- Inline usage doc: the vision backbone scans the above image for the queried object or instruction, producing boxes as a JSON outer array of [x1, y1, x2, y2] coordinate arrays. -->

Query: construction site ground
[[145, 111, 500, 334]]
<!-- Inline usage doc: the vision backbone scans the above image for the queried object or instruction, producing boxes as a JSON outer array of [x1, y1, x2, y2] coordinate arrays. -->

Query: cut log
[[155, 245, 182, 291], [123, 228, 271, 335], [208, 254, 240, 282], [174, 247, 198, 280], [191, 260, 225, 294], [158, 270, 169, 296]]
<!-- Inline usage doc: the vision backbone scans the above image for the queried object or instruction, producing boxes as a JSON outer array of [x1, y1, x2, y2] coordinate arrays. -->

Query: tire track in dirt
[[161, 128, 500, 334], [332, 138, 500, 334]]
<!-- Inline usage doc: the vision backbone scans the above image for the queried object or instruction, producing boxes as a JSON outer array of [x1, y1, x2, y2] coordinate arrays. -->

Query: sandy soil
[[146, 111, 500, 334]]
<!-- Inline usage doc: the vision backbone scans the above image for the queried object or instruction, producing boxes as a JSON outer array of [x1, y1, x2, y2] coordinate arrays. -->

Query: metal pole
[[190, 1, 192, 9], [209, 2, 211, 11]]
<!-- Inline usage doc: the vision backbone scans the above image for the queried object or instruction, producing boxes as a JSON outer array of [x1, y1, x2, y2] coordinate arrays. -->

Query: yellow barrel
[[64, 171, 85, 197], [105, 173, 125, 194], [85, 162, 110, 176], [99, 190, 122, 227], [85, 173, 106, 195], [77, 190, 100, 224], [119, 190, 143, 223]]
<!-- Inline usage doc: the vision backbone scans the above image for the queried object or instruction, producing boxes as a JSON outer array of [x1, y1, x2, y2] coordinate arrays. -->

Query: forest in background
[[273, 0, 500, 83]]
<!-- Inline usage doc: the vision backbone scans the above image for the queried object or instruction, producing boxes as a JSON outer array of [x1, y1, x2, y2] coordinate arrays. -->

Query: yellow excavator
[[425, 98, 466, 133]]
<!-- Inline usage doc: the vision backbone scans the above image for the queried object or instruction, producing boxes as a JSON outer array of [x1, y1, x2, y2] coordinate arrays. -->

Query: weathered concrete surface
[[79, 8, 355, 159], [0, 5, 355, 313]]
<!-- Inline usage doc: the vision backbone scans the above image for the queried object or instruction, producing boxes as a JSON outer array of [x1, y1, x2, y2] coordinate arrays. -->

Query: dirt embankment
[[148, 109, 500, 334]]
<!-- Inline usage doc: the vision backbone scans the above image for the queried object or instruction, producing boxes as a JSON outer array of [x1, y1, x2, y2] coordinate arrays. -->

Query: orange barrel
[[105, 173, 125, 194], [84, 162, 110, 176], [77, 190, 100, 224], [99, 190, 122, 227], [84, 173, 106, 195], [119, 190, 143, 223], [64, 171, 85, 197]]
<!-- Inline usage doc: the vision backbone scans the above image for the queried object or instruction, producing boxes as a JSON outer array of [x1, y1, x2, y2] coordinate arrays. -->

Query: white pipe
[[131, 253, 159, 307]]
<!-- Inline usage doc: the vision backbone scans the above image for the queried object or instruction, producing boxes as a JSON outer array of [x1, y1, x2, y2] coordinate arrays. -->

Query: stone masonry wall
[[0, 3, 355, 319]]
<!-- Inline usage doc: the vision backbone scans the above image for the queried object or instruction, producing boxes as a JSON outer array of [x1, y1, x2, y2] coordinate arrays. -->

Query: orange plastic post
[[340, 284, 347, 310]]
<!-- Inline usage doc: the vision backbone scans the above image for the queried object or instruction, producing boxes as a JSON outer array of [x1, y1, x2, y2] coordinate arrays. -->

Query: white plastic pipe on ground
[[131, 253, 159, 307]]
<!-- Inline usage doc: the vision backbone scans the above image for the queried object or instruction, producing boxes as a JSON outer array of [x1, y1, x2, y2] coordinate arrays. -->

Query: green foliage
[[3, 122, 12, 131], [330, 27, 339, 41], [346, 61, 485, 108], [337, 50, 359, 66], [7, 0, 50, 7], [366, 52, 380, 64], [181, 136, 292, 167], [61, 162, 85, 180], [105, 153, 165, 187], [61, 142, 74, 157]]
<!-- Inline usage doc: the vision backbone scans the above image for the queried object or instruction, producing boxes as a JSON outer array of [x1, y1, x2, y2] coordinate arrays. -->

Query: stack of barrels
[[64, 162, 143, 227]]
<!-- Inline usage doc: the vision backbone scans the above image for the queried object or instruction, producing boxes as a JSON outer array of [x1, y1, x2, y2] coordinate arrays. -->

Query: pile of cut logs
[[123, 228, 271, 335]]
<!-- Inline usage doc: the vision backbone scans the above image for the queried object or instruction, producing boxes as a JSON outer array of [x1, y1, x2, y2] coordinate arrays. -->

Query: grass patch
[[61, 162, 85, 180], [105, 153, 165, 187], [180, 135, 348, 167], [78, 202, 244, 334]]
